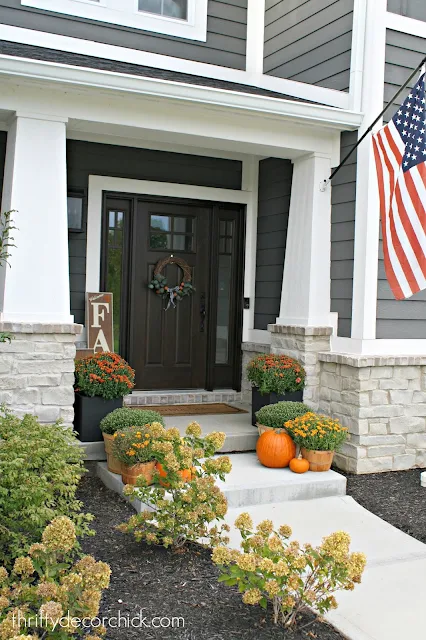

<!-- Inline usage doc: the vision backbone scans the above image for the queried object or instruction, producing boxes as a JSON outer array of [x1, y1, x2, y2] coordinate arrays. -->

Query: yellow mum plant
[[119, 422, 231, 550], [284, 412, 348, 451], [111, 425, 156, 465], [0, 517, 110, 639], [213, 514, 366, 628]]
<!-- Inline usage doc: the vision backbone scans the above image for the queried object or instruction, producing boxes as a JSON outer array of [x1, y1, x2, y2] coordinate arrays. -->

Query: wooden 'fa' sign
[[86, 292, 114, 353]]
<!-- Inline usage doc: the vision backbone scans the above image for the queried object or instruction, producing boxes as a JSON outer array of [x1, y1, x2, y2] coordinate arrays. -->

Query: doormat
[[134, 403, 248, 417]]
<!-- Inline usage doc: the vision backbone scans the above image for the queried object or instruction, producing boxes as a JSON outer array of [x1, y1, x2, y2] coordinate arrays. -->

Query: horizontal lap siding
[[254, 158, 292, 330], [331, 131, 356, 337], [67, 140, 242, 324], [387, 0, 426, 22], [0, 0, 247, 69], [377, 30, 426, 338], [264, 0, 354, 91]]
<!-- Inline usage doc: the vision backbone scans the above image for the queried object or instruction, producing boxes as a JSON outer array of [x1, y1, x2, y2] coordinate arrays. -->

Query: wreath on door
[[148, 255, 196, 309]]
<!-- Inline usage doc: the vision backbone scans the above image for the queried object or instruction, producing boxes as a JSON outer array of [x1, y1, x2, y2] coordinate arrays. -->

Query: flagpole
[[323, 54, 426, 189]]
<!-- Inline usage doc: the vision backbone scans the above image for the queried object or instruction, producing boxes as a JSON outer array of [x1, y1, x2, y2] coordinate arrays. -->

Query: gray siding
[[67, 140, 242, 324], [0, 0, 247, 70], [388, 0, 426, 22], [377, 30, 426, 339], [264, 0, 354, 91], [0, 132, 6, 196], [254, 158, 292, 330], [331, 131, 356, 337]]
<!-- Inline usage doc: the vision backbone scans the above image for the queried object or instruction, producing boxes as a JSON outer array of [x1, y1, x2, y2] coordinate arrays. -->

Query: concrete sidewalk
[[225, 495, 426, 640]]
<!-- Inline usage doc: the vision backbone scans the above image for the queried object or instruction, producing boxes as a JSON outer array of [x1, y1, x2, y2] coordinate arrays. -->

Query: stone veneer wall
[[268, 325, 332, 410], [319, 353, 426, 474], [241, 342, 270, 404], [0, 322, 82, 427]]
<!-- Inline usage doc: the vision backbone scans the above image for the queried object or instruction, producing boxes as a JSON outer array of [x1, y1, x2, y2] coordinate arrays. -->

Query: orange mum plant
[[247, 354, 305, 395], [75, 352, 135, 400]]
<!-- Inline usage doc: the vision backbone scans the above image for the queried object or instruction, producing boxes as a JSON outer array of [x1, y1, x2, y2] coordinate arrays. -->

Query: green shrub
[[0, 517, 111, 639], [213, 513, 366, 628], [255, 402, 311, 429], [0, 410, 93, 567], [100, 407, 165, 435]]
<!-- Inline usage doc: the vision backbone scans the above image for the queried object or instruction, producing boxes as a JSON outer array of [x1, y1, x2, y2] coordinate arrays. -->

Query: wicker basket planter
[[103, 433, 122, 474], [301, 448, 334, 472], [121, 460, 157, 486]]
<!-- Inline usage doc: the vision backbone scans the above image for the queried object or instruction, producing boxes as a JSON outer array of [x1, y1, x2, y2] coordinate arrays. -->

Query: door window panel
[[149, 214, 194, 252], [215, 220, 234, 365]]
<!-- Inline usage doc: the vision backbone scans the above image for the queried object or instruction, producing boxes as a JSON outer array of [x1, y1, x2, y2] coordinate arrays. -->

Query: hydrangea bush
[[0, 410, 93, 567], [100, 407, 165, 435], [247, 354, 305, 395], [75, 352, 135, 400], [0, 517, 111, 639], [212, 513, 366, 628], [119, 422, 232, 549]]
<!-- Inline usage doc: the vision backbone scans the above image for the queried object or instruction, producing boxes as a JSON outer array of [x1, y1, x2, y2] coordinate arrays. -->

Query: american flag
[[373, 67, 426, 300]]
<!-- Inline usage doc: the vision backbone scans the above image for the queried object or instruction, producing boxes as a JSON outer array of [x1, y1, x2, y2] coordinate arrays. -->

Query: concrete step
[[96, 453, 346, 511], [124, 390, 242, 407]]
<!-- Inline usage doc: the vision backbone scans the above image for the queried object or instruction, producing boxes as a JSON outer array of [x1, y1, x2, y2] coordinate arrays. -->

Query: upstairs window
[[138, 0, 188, 20], [21, 0, 207, 41]]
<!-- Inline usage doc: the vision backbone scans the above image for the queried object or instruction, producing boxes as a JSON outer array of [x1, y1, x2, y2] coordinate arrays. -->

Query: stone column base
[[268, 325, 332, 410], [319, 353, 426, 474], [0, 322, 83, 427]]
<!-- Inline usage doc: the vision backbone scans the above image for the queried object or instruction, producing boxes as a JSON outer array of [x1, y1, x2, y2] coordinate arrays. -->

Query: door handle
[[200, 293, 206, 332]]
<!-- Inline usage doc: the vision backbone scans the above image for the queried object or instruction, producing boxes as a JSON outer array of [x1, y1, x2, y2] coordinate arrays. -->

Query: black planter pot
[[74, 392, 123, 442], [252, 387, 304, 426]]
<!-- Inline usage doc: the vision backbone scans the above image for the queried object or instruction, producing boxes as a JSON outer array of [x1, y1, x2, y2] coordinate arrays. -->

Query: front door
[[101, 195, 244, 391]]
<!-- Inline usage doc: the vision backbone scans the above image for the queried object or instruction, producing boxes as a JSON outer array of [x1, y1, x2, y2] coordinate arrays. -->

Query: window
[[21, 0, 207, 41], [149, 214, 194, 252], [138, 0, 187, 20]]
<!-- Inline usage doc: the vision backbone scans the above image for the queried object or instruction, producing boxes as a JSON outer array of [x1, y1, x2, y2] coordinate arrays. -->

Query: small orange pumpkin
[[156, 463, 192, 487], [256, 430, 296, 468], [289, 457, 310, 474]]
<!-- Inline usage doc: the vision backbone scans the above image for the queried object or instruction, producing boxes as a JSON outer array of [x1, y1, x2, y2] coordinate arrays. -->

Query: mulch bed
[[343, 467, 426, 544], [78, 465, 344, 640]]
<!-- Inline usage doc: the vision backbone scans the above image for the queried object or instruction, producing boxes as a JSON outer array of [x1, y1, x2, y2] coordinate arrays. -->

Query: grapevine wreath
[[148, 255, 195, 309]]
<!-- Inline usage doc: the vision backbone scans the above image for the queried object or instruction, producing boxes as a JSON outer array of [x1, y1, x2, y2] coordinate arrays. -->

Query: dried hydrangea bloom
[[256, 520, 274, 537], [39, 600, 63, 623], [37, 582, 59, 600], [185, 421, 202, 437], [42, 517, 76, 553], [278, 525, 292, 538], [234, 512, 253, 531], [320, 531, 351, 563], [242, 588, 262, 605], [12, 557, 34, 577], [0, 568, 7, 583]]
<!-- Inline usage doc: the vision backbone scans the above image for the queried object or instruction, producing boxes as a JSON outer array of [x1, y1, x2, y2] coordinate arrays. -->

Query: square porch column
[[0, 112, 73, 323], [270, 153, 333, 410], [0, 113, 79, 427]]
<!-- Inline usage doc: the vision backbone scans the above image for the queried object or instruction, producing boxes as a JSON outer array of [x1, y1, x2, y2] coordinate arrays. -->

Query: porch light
[[67, 194, 84, 232]]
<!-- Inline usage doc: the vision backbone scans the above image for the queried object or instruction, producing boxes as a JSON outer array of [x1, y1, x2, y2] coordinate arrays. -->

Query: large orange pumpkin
[[156, 463, 192, 487], [256, 430, 296, 468], [289, 457, 310, 474]]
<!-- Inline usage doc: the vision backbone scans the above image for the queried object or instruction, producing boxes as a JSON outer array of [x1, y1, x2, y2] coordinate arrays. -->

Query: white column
[[277, 153, 332, 326], [0, 112, 73, 323], [350, 0, 387, 341], [242, 156, 259, 342], [245, 0, 266, 76]]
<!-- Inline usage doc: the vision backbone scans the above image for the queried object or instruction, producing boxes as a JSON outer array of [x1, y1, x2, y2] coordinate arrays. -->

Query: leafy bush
[[112, 425, 157, 465], [0, 410, 93, 566], [0, 516, 111, 639], [247, 354, 305, 395], [213, 513, 366, 628], [75, 352, 135, 400], [255, 402, 311, 429], [100, 407, 165, 435], [284, 412, 348, 451], [119, 422, 231, 549]]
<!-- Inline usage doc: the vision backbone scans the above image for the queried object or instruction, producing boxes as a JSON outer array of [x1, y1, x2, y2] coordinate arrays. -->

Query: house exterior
[[0, 0, 425, 473]]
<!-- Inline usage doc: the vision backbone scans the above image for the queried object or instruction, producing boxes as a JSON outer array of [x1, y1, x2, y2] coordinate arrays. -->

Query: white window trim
[[21, 0, 208, 41]]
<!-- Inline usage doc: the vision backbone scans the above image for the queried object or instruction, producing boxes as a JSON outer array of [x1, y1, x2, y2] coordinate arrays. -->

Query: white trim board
[[0, 24, 350, 109], [386, 11, 426, 38], [332, 336, 426, 356], [86, 175, 255, 340], [21, 0, 208, 41]]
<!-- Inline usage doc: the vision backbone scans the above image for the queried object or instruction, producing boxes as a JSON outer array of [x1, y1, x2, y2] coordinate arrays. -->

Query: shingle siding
[[264, 0, 354, 92], [254, 158, 292, 330], [66, 140, 242, 325], [0, 0, 247, 70], [388, 0, 426, 22], [331, 131, 356, 338], [376, 30, 426, 339]]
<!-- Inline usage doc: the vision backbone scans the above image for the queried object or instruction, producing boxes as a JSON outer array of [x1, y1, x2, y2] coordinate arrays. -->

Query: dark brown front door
[[101, 195, 244, 391]]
